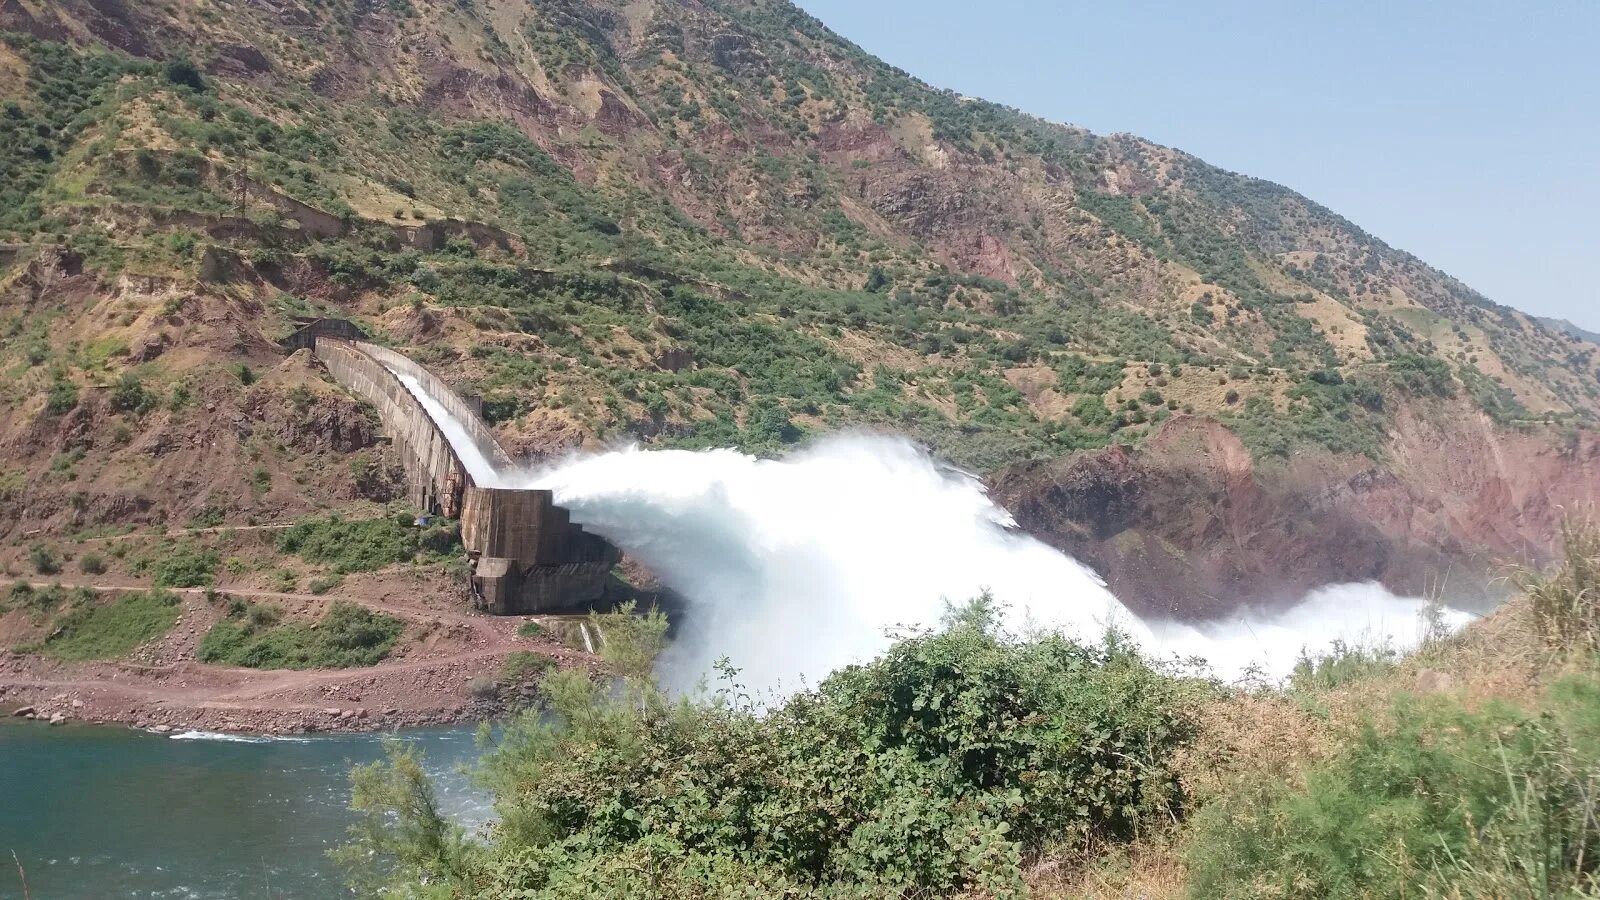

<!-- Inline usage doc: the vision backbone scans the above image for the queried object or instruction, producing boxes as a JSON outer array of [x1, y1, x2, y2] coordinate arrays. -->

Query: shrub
[[35, 590, 181, 660], [153, 543, 217, 587], [162, 57, 206, 91], [4, 582, 88, 618], [78, 553, 106, 575], [516, 620, 545, 638], [500, 650, 555, 681], [198, 600, 403, 669], [307, 574, 343, 596], [339, 597, 1202, 897], [1288, 638, 1397, 693], [109, 372, 155, 414], [28, 544, 60, 575], [44, 373, 77, 414], [1185, 682, 1600, 899], [187, 504, 226, 529], [467, 674, 498, 699], [276, 513, 461, 574], [1387, 353, 1455, 398]]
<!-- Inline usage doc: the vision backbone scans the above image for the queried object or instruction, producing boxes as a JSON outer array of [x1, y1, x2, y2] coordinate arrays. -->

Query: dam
[[292, 320, 620, 613]]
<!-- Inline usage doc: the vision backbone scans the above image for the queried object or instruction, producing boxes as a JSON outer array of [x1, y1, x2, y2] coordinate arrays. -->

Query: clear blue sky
[[794, 0, 1600, 330]]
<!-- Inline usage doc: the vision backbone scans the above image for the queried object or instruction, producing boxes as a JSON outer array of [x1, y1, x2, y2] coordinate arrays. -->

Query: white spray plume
[[1143, 582, 1476, 682], [511, 434, 1471, 692], [515, 435, 1141, 691]]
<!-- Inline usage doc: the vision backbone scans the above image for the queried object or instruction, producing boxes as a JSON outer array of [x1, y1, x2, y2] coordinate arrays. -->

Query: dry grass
[[1053, 527, 1600, 899], [1517, 521, 1600, 654], [1026, 833, 1188, 899]]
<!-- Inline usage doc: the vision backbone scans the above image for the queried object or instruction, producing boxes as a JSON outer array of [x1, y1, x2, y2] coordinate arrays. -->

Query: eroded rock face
[[241, 386, 380, 455], [991, 413, 1600, 620]]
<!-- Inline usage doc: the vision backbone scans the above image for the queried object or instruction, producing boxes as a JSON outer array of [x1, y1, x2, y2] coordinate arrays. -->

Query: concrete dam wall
[[311, 337, 619, 614]]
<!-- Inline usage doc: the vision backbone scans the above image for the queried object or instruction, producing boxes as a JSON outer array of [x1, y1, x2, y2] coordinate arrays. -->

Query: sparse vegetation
[[153, 543, 218, 588], [275, 513, 461, 574], [499, 650, 556, 681], [29, 589, 181, 661], [28, 544, 61, 575], [1518, 521, 1600, 653], [197, 600, 404, 669]]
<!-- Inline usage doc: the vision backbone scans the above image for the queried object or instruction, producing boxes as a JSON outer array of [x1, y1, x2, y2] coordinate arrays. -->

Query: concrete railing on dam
[[314, 339, 471, 517], [311, 337, 619, 613], [351, 342, 515, 477]]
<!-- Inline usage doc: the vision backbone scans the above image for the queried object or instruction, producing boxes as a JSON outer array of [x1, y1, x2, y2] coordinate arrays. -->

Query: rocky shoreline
[[2, 688, 488, 735]]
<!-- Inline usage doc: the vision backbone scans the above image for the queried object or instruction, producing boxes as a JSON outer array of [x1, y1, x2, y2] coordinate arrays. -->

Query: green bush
[[109, 372, 155, 414], [197, 600, 403, 669], [1185, 682, 1600, 899], [44, 373, 78, 415], [162, 57, 205, 91], [4, 582, 89, 618], [1287, 638, 1397, 694], [275, 513, 460, 574], [339, 598, 1201, 897], [28, 544, 60, 575], [34, 590, 181, 660], [153, 543, 217, 587], [307, 574, 343, 596], [500, 650, 556, 681], [187, 504, 226, 529], [78, 553, 106, 575]]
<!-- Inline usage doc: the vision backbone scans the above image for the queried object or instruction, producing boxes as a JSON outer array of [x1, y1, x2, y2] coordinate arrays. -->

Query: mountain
[[1538, 316, 1600, 345], [2, 0, 1597, 606]]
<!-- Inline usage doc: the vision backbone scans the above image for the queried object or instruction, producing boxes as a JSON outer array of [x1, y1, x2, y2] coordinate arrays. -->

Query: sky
[[793, 0, 1600, 330]]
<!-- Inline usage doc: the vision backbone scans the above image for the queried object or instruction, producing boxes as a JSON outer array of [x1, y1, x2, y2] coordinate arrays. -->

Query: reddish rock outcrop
[[992, 413, 1600, 619]]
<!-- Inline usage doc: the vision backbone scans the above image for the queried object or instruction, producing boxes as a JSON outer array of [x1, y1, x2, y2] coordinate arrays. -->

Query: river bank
[[0, 575, 598, 734]]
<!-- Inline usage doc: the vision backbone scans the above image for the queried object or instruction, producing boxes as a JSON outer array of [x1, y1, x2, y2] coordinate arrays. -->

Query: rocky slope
[[0, 0, 1595, 612], [993, 413, 1600, 616]]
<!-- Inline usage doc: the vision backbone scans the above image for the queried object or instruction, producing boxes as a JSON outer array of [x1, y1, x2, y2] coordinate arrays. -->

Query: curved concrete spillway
[[310, 336, 619, 613]]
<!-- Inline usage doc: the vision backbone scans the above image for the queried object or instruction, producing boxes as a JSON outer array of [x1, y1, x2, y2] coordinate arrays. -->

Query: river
[[0, 721, 488, 898]]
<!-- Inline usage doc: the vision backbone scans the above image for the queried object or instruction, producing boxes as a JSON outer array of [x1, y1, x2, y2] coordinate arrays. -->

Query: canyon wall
[[992, 411, 1600, 619]]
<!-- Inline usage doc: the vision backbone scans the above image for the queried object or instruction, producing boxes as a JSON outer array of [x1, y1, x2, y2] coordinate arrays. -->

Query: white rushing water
[[497, 433, 1473, 692], [390, 370, 505, 485]]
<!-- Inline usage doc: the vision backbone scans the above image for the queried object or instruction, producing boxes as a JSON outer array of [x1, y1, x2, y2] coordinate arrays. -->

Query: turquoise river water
[[0, 720, 487, 898]]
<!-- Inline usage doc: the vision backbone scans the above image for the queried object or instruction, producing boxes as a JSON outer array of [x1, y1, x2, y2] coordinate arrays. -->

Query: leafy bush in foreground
[[198, 600, 403, 669], [338, 599, 1202, 898], [1185, 680, 1600, 899]]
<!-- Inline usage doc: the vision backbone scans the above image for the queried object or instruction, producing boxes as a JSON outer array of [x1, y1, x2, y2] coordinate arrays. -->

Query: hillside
[[1, 0, 1598, 603], [1540, 316, 1600, 345]]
